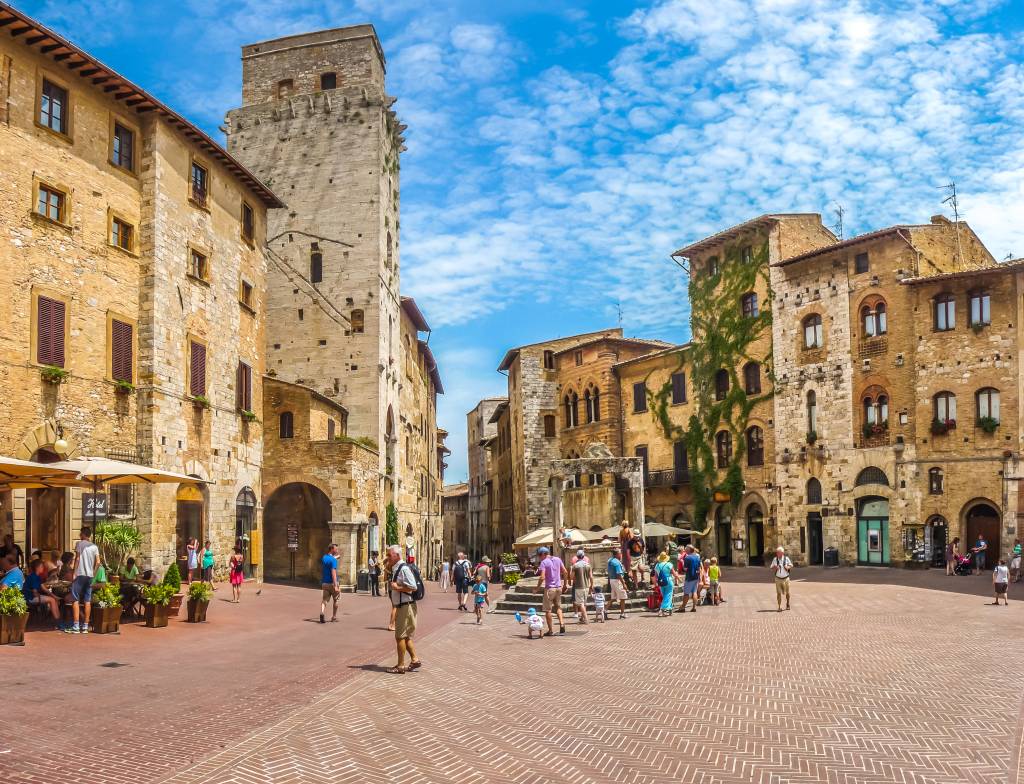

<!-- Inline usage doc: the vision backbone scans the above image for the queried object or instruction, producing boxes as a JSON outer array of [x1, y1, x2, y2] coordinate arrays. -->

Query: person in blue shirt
[[0, 554, 24, 590], [679, 545, 703, 613], [607, 548, 629, 618], [653, 552, 678, 617], [319, 543, 340, 624], [472, 575, 488, 624], [23, 559, 60, 625]]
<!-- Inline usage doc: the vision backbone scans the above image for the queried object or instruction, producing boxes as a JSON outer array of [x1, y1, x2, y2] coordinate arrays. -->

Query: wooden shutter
[[110, 319, 132, 382], [672, 372, 686, 404], [189, 342, 206, 396], [633, 382, 646, 412], [236, 361, 252, 411], [37, 295, 65, 367]]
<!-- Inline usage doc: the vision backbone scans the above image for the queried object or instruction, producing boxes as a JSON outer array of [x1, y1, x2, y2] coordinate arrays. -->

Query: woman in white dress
[[439, 558, 451, 592]]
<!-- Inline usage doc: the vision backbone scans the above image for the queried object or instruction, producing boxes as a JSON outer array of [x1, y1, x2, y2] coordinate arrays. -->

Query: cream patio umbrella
[[595, 521, 696, 539], [46, 457, 209, 525], [0, 455, 85, 488]]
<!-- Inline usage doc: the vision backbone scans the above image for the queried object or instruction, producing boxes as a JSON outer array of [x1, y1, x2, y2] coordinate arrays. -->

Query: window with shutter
[[633, 381, 647, 413], [189, 341, 206, 396], [236, 361, 252, 411], [671, 372, 686, 404], [37, 295, 65, 367], [110, 319, 132, 382]]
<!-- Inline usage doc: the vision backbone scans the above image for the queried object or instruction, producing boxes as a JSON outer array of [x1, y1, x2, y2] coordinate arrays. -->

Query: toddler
[[472, 574, 488, 623], [592, 584, 606, 623], [526, 607, 545, 638], [708, 557, 722, 606]]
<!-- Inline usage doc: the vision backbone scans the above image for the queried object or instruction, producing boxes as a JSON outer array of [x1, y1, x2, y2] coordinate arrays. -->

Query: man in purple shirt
[[536, 546, 568, 636]]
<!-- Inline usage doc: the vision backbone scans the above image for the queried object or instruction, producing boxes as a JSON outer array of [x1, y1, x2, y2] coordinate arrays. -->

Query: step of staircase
[[491, 584, 686, 615]]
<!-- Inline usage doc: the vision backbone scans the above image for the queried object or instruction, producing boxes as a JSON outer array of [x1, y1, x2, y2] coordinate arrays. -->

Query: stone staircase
[[492, 580, 685, 615]]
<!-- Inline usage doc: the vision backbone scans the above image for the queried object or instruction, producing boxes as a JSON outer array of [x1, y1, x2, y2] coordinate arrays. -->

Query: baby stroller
[[953, 553, 973, 576]]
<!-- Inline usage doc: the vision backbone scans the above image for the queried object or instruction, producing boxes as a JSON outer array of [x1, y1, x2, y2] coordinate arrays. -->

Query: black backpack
[[396, 562, 426, 602], [453, 559, 469, 581]]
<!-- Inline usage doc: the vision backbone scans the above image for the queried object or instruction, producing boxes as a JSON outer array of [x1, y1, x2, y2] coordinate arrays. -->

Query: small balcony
[[858, 336, 888, 358], [646, 469, 691, 488]]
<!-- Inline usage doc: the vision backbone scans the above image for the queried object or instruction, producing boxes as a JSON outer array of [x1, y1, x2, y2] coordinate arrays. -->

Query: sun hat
[[537, 547, 550, 555], [481, 556, 492, 563]]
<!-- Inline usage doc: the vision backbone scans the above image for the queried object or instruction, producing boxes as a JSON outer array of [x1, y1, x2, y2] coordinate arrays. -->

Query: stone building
[[0, 3, 280, 574], [466, 398, 504, 558], [441, 482, 468, 562], [485, 400, 515, 557], [225, 25, 445, 582]]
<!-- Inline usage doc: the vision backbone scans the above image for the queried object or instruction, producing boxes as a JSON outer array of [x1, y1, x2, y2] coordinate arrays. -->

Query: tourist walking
[[383, 557, 397, 631], [368, 550, 381, 597], [537, 546, 568, 636], [993, 559, 1010, 605], [607, 547, 629, 619], [439, 558, 451, 592], [973, 534, 988, 574], [653, 552, 678, 617], [320, 543, 340, 623], [66, 525, 100, 634], [453, 551, 473, 611], [229, 546, 244, 603], [679, 545, 701, 613], [770, 546, 793, 612], [946, 537, 960, 576], [386, 544, 422, 674], [570, 549, 592, 624], [186, 537, 199, 584], [200, 540, 215, 586], [618, 520, 633, 583], [477, 556, 492, 585]]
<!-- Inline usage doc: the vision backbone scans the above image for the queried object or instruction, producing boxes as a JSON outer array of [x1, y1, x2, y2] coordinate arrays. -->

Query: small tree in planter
[[500, 552, 520, 587], [186, 581, 213, 623], [162, 562, 185, 617], [141, 583, 175, 628], [91, 583, 123, 634], [94, 519, 143, 576], [0, 586, 28, 645]]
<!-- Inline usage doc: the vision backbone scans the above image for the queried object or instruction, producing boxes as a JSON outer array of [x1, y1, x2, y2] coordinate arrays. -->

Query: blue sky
[[20, 0, 1024, 481]]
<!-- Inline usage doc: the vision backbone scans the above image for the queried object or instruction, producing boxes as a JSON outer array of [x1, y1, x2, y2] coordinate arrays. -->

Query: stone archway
[[963, 499, 1001, 567], [264, 482, 332, 583]]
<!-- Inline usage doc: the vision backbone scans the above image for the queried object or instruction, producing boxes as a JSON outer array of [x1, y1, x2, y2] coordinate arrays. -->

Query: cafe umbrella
[[0, 455, 82, 487]]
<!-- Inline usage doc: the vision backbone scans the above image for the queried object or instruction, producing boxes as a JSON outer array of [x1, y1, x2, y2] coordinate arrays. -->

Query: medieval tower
[[225, 26, 405, 487]]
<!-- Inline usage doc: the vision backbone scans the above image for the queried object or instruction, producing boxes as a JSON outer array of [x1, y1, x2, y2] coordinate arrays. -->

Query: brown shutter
[[244, 363, 252, 410], [190, 342, 206, 396], [37, 296, 65, 367], [111, 320, 132, 382], [236, 361, 251, 410]]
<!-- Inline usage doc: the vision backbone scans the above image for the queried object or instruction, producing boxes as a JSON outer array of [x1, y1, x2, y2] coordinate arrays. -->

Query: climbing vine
[[385, 502, 399, 546], [647, 238, 775, 526]]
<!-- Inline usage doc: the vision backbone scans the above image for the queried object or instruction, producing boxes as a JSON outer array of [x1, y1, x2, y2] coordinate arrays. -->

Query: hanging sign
[[82, 493, 108, 521], [286, 523, 300, 552]]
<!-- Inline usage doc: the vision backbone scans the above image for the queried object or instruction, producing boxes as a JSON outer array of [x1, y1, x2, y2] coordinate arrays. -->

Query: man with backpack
[[386, 544, 423, 674], [453, 550, 474, 612]]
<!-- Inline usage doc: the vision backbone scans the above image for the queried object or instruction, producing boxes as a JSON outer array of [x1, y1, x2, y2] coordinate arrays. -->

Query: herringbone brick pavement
[[165, 579, 1024, 784]]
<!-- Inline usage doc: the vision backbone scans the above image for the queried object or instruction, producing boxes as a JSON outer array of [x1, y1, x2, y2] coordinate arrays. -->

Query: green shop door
[[857, 497, 890, 565]]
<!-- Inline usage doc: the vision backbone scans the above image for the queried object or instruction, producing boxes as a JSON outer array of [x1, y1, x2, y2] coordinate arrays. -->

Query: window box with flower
[[931, 418, 956, 435], [978, 416, 999, 434]]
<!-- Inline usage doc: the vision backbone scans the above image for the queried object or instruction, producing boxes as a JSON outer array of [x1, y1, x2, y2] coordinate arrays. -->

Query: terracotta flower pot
[[144, 603, 169, 628], [167, 593, 184, 618], [186, 598, 209, 623], [91, 604, 122, 634], [0, 612, 29, 645]]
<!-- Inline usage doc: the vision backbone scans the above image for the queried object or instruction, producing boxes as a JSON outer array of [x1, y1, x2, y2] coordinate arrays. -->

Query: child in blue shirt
[[472, 575, 488, 624]]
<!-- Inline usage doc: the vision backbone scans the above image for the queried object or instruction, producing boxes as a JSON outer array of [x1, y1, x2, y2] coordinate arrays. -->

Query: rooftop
[[487, 401, 510, 424], [417, 340, 443, 395], [401, 297, 431, 333], [612, 343, 690, 370], [263, 375, 348, 415], [497, 328, 623, 371], [901, 258, 1024, 285], [672, 214, 832, 258], [442, 482, 469, 498], [553, 335, 673, 357], [0, 3, 282, 208]]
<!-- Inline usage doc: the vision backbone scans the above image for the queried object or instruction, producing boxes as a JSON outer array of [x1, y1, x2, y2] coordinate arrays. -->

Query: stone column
[[548, 478, 564, 552], [330, 520, 364, 591], [628, 471, 646, 539]]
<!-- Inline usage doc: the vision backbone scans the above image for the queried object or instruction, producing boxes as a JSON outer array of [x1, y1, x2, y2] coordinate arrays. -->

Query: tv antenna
[[615, 301, 623, 328], [832, 202, 844, 240], [940, 181, 966, 270]]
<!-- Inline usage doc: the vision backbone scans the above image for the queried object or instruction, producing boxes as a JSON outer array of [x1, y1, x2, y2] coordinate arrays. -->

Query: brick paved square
[[5, 573, 1023, 784]]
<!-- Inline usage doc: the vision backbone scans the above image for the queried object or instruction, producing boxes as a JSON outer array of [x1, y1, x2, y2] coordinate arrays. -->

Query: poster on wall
[[286, 523, 299, 552]]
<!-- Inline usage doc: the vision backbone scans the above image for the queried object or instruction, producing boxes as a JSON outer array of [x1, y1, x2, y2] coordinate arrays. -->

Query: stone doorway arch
[[263, 482, 332, 583]]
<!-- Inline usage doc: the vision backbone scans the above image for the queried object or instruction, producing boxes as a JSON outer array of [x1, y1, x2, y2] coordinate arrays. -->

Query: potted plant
[[162, 562, 185, 617], [186, 581, 213, 623], [806, 431, 817, 445], [114, 379, 135, 394], [978, 416, 999, 434], [141, 583, 175, 628], [94, 519, 143, 576], [0, 586, 28, 645], [91, 583, 123, 634], [931, 419, 948, 435], [191, 394, 211, 410], [40, 365, 69, 385], [240, 409, 259, 423]]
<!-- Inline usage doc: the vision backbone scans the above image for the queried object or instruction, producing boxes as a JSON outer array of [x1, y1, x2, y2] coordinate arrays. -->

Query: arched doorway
[[26, 446, 67, 556], [712, 507, 730, 565], [746, 505, 765, 566], [927, 515, 948, 568], [235, 488, 257, 577], [263, 482, 332, 583], [857, 496, 890, 565], [806, 512, 823, 565], [965, 502, 1001, 567], [176, 482, 206, 575]]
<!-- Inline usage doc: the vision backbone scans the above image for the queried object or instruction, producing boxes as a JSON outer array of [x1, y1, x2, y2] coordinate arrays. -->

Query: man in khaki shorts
[[769, 546, 793, 612], [386, 544, 422, 673], [536, 546, 568, 636], [607, 547, 629, 618], [319, 543, 340, 624]]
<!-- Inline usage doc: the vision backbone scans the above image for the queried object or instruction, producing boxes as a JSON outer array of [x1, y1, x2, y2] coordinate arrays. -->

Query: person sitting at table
[[0, 554, 24, 590], [23, 558, 60, 625], [121, 557, 140, 580], [44, 550, 61, 576], [58, 551, 74, 581], [0, 534, 24, 569], [141, 568, 159, 585]]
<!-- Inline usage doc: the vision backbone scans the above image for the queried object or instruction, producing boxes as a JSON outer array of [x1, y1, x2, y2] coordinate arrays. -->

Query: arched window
[[969, 290, 991, 326], [716, 430, 732, 468], [746, 426, 764, 467], [933, 391, 956, 423], [863, 396, 875, 425], [928, 467, 944, 494], [279, 411, 294, 439], [806, 390, 817, 434], [564, 391, 579, 428], [715, 369, 730, 401], [934, 293, 955, 331], [741, 292, 758, 319], [861, 301, 888, 337], [583, 386, 600, 423], [743, 362, 761, 394], [803, 314, 823, 348], [806, 477, 822, 505], [877, 302, 887, 334], [351, 309, 364, 334], [976, 387, 1000, 423], [707, 256, 719, 276], [862, 387, 889, 428], [878, 394, 889, 424], [855, 466, 889, 487], [566, 450, 581, 488]]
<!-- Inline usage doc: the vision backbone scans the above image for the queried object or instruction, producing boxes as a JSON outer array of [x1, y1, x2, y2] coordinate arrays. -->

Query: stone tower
[[225, 26, 404, 476]]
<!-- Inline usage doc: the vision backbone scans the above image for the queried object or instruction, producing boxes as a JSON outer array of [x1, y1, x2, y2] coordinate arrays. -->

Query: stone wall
[[466, 398, 502, 557]]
